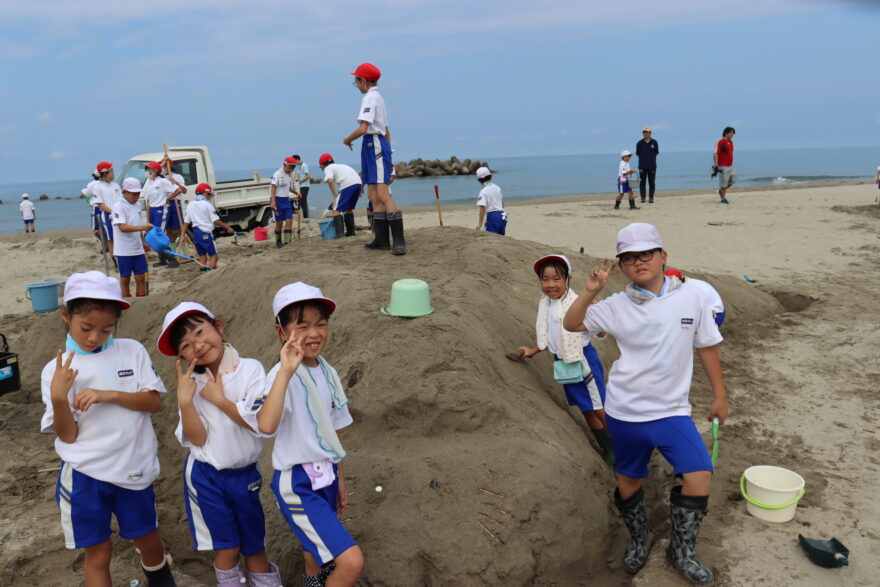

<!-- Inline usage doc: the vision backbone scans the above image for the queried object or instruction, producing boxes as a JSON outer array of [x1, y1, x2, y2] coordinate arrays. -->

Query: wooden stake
[[434, 184, 444, 226]]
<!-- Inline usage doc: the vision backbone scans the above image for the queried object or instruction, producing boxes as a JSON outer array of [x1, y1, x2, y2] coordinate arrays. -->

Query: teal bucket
[[318, 219, 337, 240], [26, 282, 61, 313]]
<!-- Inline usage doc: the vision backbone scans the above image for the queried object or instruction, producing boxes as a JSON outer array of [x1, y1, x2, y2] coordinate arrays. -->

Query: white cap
[[21, 193, 29, 199], [63, 270, 131, 310], [475, 166, 491, 179], [616, 222, 663, 256], [533, 254, 573, 276], [157, 302, 215, 356], [272, 282, 336, 321], [122, 177, 142, 193], [620, 150, 632, 157]]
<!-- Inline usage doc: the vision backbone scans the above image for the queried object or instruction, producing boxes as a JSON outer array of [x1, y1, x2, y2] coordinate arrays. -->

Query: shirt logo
[[118, 369, 134, 377], [681, 318, 694, 325], [363, 107, 371, 113], [248, 480, 262, 492], [127, 471, 143, 481]]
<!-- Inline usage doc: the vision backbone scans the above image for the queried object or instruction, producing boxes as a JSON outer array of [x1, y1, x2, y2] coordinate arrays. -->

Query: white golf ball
[[375, 485, 383, 492]]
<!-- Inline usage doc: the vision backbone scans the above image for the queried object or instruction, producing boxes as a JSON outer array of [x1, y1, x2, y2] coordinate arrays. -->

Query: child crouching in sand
[[40, 271, 176, 586], [157, 302, 280, 586], [563, 223, 728, 584], [516, 254, 614, 465], [251, 283, 363, 586]]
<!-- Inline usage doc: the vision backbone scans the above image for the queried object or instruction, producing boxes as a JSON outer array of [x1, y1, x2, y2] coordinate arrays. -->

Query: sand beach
[[0, 182, 878, 585]]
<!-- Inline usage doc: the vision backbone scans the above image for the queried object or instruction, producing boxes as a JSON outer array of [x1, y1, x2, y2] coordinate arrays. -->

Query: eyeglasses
[[618, 249, 660, 266]]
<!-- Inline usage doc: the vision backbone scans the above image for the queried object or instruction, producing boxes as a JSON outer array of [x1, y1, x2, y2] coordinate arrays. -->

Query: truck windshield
[[118, 158, 199, 186], [118, 161, 148, 185]]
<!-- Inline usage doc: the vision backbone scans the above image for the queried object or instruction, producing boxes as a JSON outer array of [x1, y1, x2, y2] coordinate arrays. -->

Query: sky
[[1, 0, 878, 182]]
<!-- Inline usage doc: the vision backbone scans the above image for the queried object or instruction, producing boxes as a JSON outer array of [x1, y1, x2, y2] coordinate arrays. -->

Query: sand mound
[[5, 227, 785, 584]]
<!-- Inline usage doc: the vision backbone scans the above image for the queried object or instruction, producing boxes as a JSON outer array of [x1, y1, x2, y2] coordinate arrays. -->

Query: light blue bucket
[[26, 282, 60, 313], [318, 219, 336, 240]]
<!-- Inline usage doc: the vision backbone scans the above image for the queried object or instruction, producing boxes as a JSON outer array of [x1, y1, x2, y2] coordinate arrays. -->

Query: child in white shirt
[[474, 166, 507, 235], [19, 193, 36, 233], [40, 271, 175, 586], [157, 302, 280, 586], [252, 283, 363, 587], [111, 178, 153, 297], [179, 183, 234, 273], [614, 151, 639, 210]]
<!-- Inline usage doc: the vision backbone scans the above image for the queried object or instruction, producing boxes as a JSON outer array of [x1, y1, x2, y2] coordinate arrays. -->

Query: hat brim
[[65, 294, 131, 311], [276, 297, 337, 320], [157, 309, 209, 356], [533, 255, 571, 276], [616, 243, 662, 256]]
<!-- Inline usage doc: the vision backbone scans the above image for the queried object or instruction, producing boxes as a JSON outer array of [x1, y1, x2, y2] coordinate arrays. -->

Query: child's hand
[[584, 258, 614, 295], [176, 359, 198, 405], [279, 336, 304, 375], [337, 474, 348, 514], [200, 370, 226, 406], [709, 398, 729, 424], [50, 350, 78, 401], [73, 388, 115, 412], [516, 346, 537, 358]]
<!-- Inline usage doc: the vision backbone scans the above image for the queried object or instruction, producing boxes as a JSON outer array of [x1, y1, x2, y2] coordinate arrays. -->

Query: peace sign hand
[[279, 336, 304, 375], [50, 350, 78, 402], [584, 258, 615, 295], [176, 359, 198, 406]]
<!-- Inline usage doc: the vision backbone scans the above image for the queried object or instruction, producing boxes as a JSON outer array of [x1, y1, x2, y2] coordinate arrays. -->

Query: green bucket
[[381, 279, 434, 317]]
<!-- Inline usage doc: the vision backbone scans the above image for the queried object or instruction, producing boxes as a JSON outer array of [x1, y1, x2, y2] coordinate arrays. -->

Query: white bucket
[[741, 465, 805, 523]]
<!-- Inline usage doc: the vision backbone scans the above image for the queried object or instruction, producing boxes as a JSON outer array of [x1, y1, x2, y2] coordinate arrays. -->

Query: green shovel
[[711, 417, 720, 464]]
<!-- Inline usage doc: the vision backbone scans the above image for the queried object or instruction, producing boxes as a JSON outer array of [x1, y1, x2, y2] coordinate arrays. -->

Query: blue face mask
[[66, 333, 115, 355]]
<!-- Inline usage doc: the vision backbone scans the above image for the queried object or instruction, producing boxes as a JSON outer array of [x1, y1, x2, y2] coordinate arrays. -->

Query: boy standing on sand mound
[[343, 62, 406, 255]]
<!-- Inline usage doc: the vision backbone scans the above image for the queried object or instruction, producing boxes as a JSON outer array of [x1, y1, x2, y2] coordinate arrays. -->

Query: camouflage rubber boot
[[666, 486, 714, 584], [614, 487, 654, 574]]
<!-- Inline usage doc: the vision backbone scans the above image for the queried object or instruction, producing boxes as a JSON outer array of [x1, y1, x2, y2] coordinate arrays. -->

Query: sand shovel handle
[[739, 474, 805, 510]]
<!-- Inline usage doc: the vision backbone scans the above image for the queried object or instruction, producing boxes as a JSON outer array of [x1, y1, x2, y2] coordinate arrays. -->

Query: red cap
[[319, 154, 333, 165], [284, 156, 297, 166], [163, 158, 174, 166], [96, 161, 113, 173], [350, 62, 381, 81], [145, 161, 163, 173], [664, 268, 684, 281], [195, 183, 213, 194]]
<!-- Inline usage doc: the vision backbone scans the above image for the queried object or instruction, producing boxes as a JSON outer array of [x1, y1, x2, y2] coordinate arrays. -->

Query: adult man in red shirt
[[713, 127, 736, 204]]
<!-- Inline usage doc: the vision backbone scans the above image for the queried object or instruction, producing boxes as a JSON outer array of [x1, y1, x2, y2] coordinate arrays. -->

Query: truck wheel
[[259, 208, 274, 228]]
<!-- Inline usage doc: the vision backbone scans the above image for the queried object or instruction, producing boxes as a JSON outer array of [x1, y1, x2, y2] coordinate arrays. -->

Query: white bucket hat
[[616, 222, 663, 256], [63, 271, 131, 309], [122, 177, 142, 192], [475, 166, 491, 179], [21, 193, 29, 199], [620, 150, 632, 158], [157, 302, 215, 356], [272, 282, 336, 321]]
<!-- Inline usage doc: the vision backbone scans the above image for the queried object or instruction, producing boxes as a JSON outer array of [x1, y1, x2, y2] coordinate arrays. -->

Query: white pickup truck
[[119, 146, 277, 230]]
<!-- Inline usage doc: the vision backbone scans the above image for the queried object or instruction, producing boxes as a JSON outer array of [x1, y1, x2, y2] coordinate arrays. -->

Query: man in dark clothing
[[635, 127, 660, 203]]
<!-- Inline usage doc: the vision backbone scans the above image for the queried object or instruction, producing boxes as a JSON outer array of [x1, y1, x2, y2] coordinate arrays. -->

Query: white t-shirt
[[476, 183, 504, 213], [271, 168, 294, 199], [111, 197, 146, 256], [618, 160, 631, 181], [19, 200, 35, 220], [40, 339, 167, 489], [144, 177, 174, 209], [92, 181, 121, 211], [684, 278, 724, 317], [175, 356, 266, 470], [183, 199, 220, 233], [357, 87, 388, 135], [322, 163, 362, 191], [82, 180, 99, 204], [171, 173, 187, 194], [254, 362, 353, 471], [581, 281, 722, 422]]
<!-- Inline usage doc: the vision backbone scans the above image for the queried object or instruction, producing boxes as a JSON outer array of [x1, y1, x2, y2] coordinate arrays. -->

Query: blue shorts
[[605, 415, 714, 479], [618, 179, 632, 194], [92, 208, 101, 230], [334, 184, 363, 212], [715, 311, 726, 327], [56, 462, 158, 549], [103, 212, 114, 241], [192, 227, 217, 257], [183, 456, 266, 556], [485, 211, 507, 235], [24, 219, 34, 225], [274, 197, 293, 221], [149, 207, 165, 229], [558, 345, 606, 411], [271, 465, 356, 566], [361, 134, 392, 185], [165, 201, 181, 230], [116, 254, 148, 278]]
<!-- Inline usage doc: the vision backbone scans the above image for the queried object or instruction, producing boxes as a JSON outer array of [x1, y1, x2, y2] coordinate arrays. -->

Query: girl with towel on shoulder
[[516, 254, 615, 466], [252, 283, 363, 587]]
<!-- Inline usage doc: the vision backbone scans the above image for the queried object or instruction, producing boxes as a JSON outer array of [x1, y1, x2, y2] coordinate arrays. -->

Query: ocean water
[[1, 146, 876, 234]]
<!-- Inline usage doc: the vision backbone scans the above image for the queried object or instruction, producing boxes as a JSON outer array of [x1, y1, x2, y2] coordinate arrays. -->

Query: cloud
[[37, 112, 52, 123], [49, 150, 67, 159], [591, 128, 603, 135]]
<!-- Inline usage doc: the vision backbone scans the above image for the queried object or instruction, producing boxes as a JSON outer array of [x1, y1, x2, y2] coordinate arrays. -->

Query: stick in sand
[[434, 184, 444, 226], [163, 144, 193, 257]]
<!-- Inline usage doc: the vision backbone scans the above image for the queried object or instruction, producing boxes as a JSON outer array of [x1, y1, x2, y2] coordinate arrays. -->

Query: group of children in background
[[42, 272, 361, 587]]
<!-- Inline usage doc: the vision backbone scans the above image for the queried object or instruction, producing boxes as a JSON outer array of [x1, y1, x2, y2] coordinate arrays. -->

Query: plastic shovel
[[711, 417, 720, 464]]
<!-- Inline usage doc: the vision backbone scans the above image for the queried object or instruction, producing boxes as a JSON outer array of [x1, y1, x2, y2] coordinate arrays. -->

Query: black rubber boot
[[332, 215, 344, 239], [388, 211, 407, 255], [666, 486, 714, 584], [614, 199, 622, 210], [166, 254, 179, 268], [629, 198, 640, 210], [143, 559, 177, 586], [365, 215, 390, 250], [615, 488, 654, 574], [591, 428, 616, 466], [275, 231, 283, 248], [152, 253, 168, 268], [343, 212, 356, 237]]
